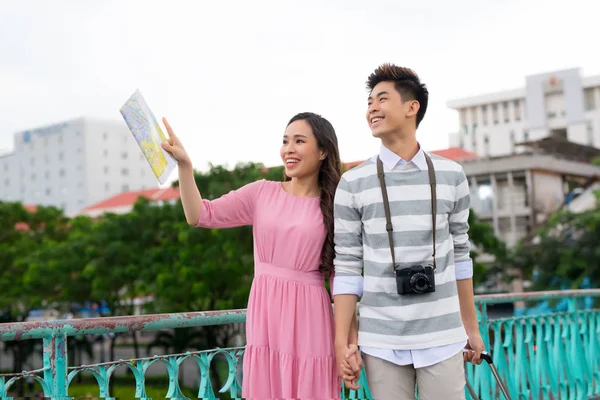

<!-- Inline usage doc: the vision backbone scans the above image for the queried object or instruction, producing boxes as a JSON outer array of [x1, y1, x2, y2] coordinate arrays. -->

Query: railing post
[[43, 330, 70, 400]]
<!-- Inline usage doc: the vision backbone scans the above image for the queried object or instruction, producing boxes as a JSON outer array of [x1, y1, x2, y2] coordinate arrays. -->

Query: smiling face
[[280, 119, 326, 179], [366, 81, 420, 139]]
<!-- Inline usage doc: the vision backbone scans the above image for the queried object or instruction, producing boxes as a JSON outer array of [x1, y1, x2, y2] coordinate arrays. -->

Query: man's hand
[[335, 343, 362, 390], [463, 333, 485, 365]]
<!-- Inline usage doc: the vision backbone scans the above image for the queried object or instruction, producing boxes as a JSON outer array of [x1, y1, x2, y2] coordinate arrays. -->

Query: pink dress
[[197, 179, 340, 399]]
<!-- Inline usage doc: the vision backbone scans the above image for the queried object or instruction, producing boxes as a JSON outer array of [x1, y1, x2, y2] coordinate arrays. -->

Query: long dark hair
[[285, 112, 342, 279]]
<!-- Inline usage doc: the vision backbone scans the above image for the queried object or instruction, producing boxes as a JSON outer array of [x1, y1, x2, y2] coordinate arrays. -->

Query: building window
[[104, 149, 108, 157], [471, 107, 478, 125], [482, 105, 488, 126], [105, 183, 110, 191], [104, 166, 109, 174], [492, 104, 499, 124], [141, 169, 145, 177], [121, 168, 129, 176], [587, 122, 594, 145], [59, 169, 65, 177], [510, 130, 516, 151], [58, 152, 64, 161], [547, 111, 557, 119], [122, 184, 130, 192], [58, 134, 63, 144], [584, 89, 596, 111], [121, 152, 128, 159], [103, 132, 108, 140], [45, 188, 51, 196], [524, 130, 529, 141], [4, 178, 9, 186], [31, 173, 36, 181], [503, 102, 509, 123], [45, 171, 50, 179]]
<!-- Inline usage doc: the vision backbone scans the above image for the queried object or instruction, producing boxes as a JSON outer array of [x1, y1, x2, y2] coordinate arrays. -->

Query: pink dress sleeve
[[196, 179, 266, 228]]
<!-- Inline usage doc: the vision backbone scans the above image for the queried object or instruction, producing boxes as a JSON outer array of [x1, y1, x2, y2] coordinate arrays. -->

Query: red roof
[[430, 147, 478, 161], [80, 187, 180, 214]]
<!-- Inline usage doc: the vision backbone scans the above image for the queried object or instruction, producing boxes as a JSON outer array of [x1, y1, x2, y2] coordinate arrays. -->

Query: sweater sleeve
[[449, 168, 471, 263], [196, 179, 266, 228], [333, 176, 364, 278]]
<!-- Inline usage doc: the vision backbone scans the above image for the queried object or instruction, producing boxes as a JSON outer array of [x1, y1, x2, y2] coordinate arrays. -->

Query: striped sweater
[[333, 152, 471, 349]]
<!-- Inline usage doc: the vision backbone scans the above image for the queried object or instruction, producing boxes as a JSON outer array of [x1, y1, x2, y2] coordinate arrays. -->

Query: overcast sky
[[1, 0, 599, 180]]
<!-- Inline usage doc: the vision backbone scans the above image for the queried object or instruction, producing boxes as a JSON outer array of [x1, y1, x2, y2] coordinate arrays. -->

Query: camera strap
[[376, 152, 437, 272]]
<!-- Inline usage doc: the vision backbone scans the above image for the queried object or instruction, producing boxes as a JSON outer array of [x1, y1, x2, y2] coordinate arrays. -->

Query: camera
[[395, 265, 435, 295]]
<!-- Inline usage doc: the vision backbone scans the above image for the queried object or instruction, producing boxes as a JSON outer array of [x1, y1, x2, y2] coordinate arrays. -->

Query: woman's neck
[[285, 174, 320, 198]]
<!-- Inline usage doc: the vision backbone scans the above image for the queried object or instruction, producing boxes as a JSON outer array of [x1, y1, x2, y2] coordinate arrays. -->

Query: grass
[[3, 364, 236, 399], [67, 383, 198, 399]]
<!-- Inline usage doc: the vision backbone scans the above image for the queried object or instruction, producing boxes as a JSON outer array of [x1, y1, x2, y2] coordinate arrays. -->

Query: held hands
[[335, 343, 362, 390], [161, 117, 192, 168], [463, 333, 485, 365]]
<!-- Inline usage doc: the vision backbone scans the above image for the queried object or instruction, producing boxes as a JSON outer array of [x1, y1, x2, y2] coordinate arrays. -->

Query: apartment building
[[447, 68, 600, 158]]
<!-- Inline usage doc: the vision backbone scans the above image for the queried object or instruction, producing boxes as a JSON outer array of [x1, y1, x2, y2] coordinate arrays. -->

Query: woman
[[161, 112, 351, 399]]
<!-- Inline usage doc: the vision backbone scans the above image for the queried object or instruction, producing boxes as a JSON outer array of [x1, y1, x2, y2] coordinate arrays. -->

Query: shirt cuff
[[332, 276, 364, 297], [455, 258, 473, 280]]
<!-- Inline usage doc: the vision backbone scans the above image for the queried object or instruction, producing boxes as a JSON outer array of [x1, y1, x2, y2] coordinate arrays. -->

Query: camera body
[[395, 265, 436, 295]]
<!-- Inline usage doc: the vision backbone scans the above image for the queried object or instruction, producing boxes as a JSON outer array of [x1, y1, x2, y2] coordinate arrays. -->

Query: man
[[333, 63, 484, 399]]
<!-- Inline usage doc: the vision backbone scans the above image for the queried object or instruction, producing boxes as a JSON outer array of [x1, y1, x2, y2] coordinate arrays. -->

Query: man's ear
[[407, 100, 420, 118]]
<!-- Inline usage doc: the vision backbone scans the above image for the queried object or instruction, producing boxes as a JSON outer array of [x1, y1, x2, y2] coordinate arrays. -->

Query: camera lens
[[410, 273, 429, 293]]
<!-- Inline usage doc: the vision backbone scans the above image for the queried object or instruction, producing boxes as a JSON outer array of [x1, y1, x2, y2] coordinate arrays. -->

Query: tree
[[512, 199, 600, 291], [0, 202, 69, 395], [467, 209, 509, 287]]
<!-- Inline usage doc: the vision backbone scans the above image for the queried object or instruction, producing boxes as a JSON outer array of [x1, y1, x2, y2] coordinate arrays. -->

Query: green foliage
[[1, 161, 515, 374], [1, 162, 510, 319], [511, 204, 600, 290], [0, 202, 70, 315], [467, 210, 509, 286]]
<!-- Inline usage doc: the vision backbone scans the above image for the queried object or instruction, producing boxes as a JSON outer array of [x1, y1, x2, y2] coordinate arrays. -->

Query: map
[[120, 90, 177, 184]]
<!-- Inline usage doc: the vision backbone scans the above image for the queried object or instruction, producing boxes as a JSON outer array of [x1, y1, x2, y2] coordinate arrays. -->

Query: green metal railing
[[1, 290, 599, 399]]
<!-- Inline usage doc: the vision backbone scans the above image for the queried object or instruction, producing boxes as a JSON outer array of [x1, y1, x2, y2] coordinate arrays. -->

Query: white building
[[447, 68, 600, 158], [0, 117, 159, 215]]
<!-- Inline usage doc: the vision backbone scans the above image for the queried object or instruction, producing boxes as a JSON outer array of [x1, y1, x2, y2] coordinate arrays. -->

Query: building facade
[[447, 68, 600, 158], [463, 153, 600, 248], [0, 117, 159, 215]]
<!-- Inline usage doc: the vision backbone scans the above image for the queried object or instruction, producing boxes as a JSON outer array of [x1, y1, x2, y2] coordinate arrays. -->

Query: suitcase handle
[[462, 349, 492, 364], [463, 350, 512, 400], [480, 351, 493, 364]]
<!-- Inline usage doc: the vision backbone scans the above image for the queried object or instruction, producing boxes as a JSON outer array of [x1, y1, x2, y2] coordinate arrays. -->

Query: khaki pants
[[363, 351, 466, 400]]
